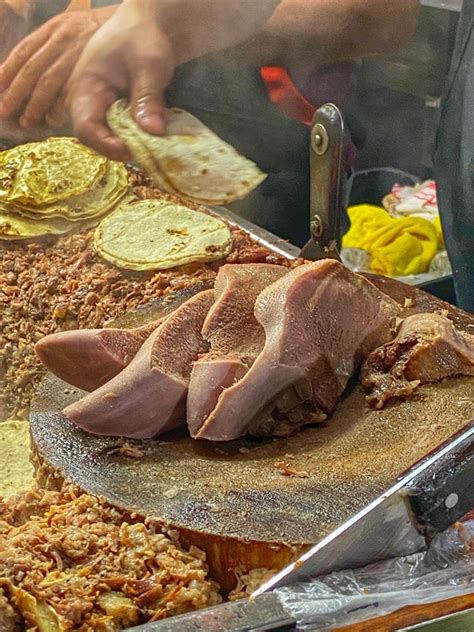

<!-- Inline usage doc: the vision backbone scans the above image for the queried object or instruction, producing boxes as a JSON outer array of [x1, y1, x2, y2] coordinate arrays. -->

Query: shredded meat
[[228, 567, 276, 601], [0, 485, 221, 630], [0, 587, 19, 632]]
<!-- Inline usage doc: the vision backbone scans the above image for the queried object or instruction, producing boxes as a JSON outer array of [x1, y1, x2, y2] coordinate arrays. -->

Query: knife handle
[[407, 426, 474, 536]]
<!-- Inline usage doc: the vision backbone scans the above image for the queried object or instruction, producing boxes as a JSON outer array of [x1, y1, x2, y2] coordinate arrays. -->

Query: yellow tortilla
[[94, 198, 232, 270], [107, 100, 266, 205], [0, 420, 34, 498], [2, 161, 130, 221], [0, 137, 107, 205], [0, 212, 74, 240]]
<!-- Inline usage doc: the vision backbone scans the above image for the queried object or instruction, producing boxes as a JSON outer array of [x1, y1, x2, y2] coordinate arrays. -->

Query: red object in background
[[261, 66, 316, 126]]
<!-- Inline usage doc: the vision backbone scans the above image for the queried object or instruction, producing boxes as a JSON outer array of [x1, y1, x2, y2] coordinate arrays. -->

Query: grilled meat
[[361, 312, 474, 408]]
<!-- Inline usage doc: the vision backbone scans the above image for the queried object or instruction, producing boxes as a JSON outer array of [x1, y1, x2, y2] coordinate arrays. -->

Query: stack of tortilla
[[0, 137, 130, 240], [107, 100, 266, 206]]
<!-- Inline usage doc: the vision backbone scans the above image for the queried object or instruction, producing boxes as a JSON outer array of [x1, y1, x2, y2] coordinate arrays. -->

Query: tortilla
[[0, 137, 107, 205], [94, 198, 232, 270], [0, 212, 73, 240], [1, 161, 130, 221], [107, 100, 266, 205], [0, 420, 34, 498]]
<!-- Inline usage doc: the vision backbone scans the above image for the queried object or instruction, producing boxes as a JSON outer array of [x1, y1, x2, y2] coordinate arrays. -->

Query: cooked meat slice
[[35, 318, 164, 392], [187, 264, 287, 436], [361, 312, 474, 408], [194, 260, 399, 441], [63, 290, 214, 438]]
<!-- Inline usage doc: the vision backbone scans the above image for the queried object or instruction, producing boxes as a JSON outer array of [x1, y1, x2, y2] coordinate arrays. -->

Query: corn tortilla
[[0, 137, 107, 205], [1, 161, 130, 222], [107, 100, 266, 205], [0, 210, 78, 239], [94, 198, 232, 270], [0, 420, 34, 498]]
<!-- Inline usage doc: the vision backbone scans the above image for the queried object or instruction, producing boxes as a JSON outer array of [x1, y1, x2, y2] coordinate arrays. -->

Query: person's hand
[[0, 1, 31, 63], [67, 0, 282, 160], [0, 6, 116, 130], [67, 2, 175, 161]]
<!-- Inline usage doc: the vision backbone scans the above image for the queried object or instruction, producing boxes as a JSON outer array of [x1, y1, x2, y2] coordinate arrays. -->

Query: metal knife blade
[[254, 423, 473, 593]]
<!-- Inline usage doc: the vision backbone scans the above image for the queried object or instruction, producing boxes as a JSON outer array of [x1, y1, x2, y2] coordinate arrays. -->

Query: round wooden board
[[31, 373, 473, 587], [30, 279, 474, 589]]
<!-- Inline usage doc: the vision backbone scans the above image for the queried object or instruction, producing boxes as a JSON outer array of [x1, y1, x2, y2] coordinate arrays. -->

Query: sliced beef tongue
[[35, 318, 164, 392], [361, 311, 474, 409], [193, 260, 400, 441], [187, 264, 287, 436], [63, 290, 215, 439]]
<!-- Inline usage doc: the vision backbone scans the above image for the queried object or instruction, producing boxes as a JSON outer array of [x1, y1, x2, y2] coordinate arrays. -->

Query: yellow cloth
[[433, 216, 444, 247], [343, 204, 439, 276]]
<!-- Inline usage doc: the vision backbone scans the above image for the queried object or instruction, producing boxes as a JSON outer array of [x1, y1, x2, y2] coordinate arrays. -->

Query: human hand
[[0, 1, 30, 63], [67, 0, 282, 160], [68, 1, 175, 161], [0, 6, 116, 129]]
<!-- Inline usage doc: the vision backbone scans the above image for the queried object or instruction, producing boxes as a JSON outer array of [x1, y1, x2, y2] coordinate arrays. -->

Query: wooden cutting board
[[30, 279, 474, 590]]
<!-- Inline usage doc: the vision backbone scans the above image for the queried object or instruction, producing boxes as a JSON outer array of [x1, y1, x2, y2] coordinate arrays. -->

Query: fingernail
[[137, 113, 165, 135]]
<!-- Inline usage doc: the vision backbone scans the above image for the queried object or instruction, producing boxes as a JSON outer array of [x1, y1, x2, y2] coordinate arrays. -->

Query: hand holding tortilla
[[107, 100, 266, 205], [67, 0, 281, 158]]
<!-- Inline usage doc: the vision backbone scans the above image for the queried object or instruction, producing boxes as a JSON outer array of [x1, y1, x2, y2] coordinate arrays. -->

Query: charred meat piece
[[63, 290, 214, 439], [194, 260, 400, 441], [361, 312, 474, 409], [35, 319, 164, 392], [187, 264, 287, 436]]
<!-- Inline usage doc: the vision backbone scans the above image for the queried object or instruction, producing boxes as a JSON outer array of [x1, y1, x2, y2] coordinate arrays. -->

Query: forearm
[[263, 0, 420, 67], [123, 0, 283, 65]]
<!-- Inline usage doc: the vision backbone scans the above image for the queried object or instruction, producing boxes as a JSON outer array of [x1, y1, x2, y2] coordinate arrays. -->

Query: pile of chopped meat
[[37, 260, 405, 441], [0, 486, 221, 630]]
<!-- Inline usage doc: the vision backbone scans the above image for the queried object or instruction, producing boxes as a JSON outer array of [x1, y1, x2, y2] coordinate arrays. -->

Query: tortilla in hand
[[107, 100, 266, 205]]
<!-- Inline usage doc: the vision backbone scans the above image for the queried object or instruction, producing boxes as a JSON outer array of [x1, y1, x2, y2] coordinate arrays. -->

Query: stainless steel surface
[[254, 425, 474, 594], [129, 593, 295, 632], [215, 206, 300, 260], [300, 104, 346, 261], [421, 0, 463, 11], [400, 608, 474, 631]]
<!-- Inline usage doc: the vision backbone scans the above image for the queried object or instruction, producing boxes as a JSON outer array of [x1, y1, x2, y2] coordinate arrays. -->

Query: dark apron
[[434, 0, 474, 312]]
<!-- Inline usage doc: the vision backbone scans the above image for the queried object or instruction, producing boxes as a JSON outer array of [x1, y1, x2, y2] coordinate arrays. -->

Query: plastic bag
[[275, 521, 474, 630]]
